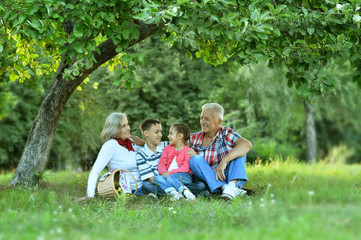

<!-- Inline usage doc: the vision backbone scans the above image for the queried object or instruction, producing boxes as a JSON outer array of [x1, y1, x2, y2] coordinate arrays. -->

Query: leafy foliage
[[1, 1, 361, 177]]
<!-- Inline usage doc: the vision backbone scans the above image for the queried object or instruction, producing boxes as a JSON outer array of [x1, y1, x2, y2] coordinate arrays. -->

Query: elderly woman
[[84, 112, 144, 199]]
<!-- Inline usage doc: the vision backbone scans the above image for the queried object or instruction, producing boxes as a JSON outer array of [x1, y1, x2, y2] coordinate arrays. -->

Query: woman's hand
[[187, 149, 197, 158], [75, 196, 93, 203], [130, 135, 145, 146]]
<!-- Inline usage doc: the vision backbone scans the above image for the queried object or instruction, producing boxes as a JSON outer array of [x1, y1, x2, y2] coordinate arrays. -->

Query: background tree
[[1, 0, 361, 185]]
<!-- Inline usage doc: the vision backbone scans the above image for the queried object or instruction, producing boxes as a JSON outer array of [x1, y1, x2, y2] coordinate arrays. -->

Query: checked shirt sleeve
[[224, 128, 241, 148], [136, 151, 156, 181]]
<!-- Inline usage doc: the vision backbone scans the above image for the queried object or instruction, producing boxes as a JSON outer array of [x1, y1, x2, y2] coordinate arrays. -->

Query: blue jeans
[[189, 155, 248, 193], [142, 179, 207, 196], [154, 172, 193, 194], [131, 187, 143, 195]]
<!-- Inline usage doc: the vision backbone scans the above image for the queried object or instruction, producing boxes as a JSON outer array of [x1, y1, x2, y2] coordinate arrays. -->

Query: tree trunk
[[11, 23, 159, 186], [304, 100, 317, 163]]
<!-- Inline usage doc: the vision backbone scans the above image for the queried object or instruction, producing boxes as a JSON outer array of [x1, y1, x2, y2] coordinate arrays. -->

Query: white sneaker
[[147, 193, 158, 199], [183, 189, 196, 201], [221, 185, 247, 200], [170, 191, 184, 201]]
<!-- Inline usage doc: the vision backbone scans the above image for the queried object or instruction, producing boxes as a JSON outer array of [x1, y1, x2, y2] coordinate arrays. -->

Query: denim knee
[[189, 155, 204, 168]]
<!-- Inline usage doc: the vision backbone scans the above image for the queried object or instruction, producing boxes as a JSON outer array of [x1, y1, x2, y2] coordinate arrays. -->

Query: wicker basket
[[97, 169, 138, 198]]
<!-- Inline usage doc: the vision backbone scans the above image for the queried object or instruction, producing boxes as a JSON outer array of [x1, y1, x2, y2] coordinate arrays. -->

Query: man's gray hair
[[202, 103, 224, 120]]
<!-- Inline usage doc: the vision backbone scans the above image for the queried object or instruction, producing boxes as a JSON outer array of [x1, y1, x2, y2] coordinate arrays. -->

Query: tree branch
[[0, 17, 7, 58], [76, 22, 163, 83]]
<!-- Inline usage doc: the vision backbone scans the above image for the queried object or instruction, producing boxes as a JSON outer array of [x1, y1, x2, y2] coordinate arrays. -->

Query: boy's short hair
[[139, 118, 161, 132]]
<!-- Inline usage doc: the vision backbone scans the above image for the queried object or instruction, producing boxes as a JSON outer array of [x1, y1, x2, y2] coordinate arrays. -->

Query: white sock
[[228, 181, 236, 188], [222, 184, 228, 190]]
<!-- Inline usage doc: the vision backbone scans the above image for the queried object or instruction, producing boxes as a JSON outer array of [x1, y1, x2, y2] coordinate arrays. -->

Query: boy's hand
[[148, 177, 155, 183], [130, 135, 145, 146]]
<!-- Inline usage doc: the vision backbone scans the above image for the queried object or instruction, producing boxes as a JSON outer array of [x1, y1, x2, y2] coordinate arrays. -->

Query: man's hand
[[215, 161, 227, 181], [162, 172, 170, 178], [130, 135, 145, 146], [187, 149, 197, 158]]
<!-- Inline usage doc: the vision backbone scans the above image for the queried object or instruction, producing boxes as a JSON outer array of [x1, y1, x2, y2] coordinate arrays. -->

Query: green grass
[[1, 160, 361, 240]]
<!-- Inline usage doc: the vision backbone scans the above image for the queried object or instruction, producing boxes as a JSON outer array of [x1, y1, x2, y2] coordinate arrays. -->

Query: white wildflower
[[260, 198, 264, 202], [58, 205, 62, 209], [53, 211, 57, 215], [56, 228, 62, 234], [173, 7, 177, 13], [173, 211, 177, 214], [271, 199, 276, 204], [260, 203, 265, 208], [336, 4, 342, 10], [168, 207, 174, 210], [270, 193, 275, 198], [308, 191, 315, 196], [68, 208, 72, 213]]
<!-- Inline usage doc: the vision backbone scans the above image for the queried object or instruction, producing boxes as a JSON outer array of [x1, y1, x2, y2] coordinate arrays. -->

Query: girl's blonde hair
[[100, 112, 127, 142]]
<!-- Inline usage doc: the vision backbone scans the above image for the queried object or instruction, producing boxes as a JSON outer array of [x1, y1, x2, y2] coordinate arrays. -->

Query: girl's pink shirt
[[158, 145, 192, 175]]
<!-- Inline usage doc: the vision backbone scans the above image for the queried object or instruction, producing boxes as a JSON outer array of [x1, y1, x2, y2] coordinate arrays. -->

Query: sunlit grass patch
[[0, 160, 360, 240]]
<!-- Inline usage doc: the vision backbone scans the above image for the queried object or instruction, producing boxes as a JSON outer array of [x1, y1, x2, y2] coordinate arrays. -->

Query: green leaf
[[27, 5, 40, 15], [177, 0, 190, 4], [307, 27, 315, 35], [283, 47, 291, 56], [133, 11, 152, 21], [10, 72, 19, 82], [301, 7, 308, 16], [55, 37, 66, 45], [273, 28, 281, 36], [72, 41, 84, 53], [59, 46, 68, 55], [73, 24, 84, 38], [66, 4, 74, 9]]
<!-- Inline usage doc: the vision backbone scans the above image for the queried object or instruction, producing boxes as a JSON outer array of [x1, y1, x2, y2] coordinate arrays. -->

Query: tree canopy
[[1, 0, 361, 185]]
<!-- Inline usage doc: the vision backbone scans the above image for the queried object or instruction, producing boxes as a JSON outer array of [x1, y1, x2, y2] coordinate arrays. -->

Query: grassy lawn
[[1, 160, 360, 240]]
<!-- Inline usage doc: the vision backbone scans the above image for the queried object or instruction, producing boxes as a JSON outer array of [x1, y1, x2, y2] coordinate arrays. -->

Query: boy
[[136, 119, 168, 196]]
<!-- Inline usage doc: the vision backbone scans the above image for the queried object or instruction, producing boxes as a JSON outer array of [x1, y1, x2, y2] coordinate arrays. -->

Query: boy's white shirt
[[86, 139, 143, 197], [143, 142, 167, 158]]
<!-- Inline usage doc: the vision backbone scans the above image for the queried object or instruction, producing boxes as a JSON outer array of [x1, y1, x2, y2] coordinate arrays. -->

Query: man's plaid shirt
[[189, 126, 241, 170]]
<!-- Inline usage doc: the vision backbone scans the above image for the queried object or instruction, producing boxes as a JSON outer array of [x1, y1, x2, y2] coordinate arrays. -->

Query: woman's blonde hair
[[100, 112, 127, 142]]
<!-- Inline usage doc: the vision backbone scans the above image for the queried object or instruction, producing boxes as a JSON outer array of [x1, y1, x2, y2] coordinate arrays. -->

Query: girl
[[154, 123, 196, 201]]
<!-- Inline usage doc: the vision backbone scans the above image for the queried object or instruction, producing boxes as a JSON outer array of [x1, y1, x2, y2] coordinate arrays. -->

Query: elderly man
[[188, 103, 252, 200]]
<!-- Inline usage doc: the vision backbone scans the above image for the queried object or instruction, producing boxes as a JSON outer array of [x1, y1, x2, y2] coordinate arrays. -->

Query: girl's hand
[[162, 172, 170, 178], [187, 149, 196, 157]]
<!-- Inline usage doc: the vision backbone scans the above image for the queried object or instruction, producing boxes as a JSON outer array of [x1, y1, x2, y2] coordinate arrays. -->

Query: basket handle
[[116, 169, 138, 195]]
